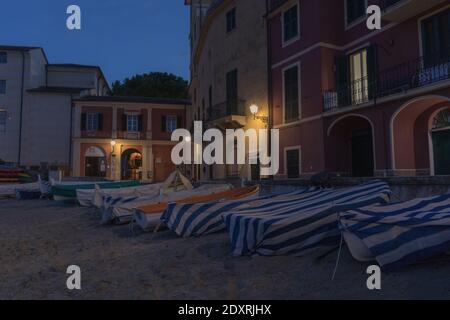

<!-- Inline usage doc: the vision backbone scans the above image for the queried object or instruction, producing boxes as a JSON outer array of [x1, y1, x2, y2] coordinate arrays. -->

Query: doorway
[[84, 146, 107, 178], [121, 149, 142, 180], [351, 129, 374, 177]]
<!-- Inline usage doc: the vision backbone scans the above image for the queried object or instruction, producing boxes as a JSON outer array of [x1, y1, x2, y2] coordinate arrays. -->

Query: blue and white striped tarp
[[223, 180, 391, 256], [161, 187, 320, 238], [339, 193, 450, 272]]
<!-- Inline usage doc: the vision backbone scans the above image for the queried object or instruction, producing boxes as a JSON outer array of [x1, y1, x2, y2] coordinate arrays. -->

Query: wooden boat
[[132, 185, 260, 232], [52, 180, 140, 202]]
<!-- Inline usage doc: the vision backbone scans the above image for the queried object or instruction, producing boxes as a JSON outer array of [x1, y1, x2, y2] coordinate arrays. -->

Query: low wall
[[256, 176, 450, 201]]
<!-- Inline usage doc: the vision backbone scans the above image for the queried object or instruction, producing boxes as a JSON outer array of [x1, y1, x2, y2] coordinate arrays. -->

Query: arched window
[[432, 109, 450, 130]]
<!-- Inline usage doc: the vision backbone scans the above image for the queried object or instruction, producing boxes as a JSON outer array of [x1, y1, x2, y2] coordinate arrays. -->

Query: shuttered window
[[83, 113, 103, 132], [127, 114, 139, 132], [284, 65, 299, 122], [0, 109, 7, 132], [0, 80, 6, 94], [346, 0, 366, 26], [226, 69, 238, 114], [283, 5, 299, 43], [226, 8, 236, 33], [0, 52, 6, 64], [421, 8, 450, 68]]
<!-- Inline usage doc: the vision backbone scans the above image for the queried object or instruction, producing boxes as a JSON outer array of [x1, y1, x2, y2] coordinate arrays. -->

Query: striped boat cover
[[223, 180, 391, 256], [339, 193, 450, 272], [161, 187, 319, 238]]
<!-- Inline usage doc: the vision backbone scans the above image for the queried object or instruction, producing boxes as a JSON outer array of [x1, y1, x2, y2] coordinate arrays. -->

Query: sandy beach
[[1, 198, 449, 300]]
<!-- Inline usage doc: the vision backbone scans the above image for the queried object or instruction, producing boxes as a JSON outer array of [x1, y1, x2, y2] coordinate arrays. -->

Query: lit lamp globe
[[250, 104, 259, 116], [110, 140, 116, 147], [185, 136, 192, 143]]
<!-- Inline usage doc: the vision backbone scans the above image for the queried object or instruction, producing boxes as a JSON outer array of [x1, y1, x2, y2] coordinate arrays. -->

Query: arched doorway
[[431, 108, 450, 176], [327, 114, 375, 177], [121, 149, 142, 180], [85, 146, 107, 177], [391, 95, 450, 176]]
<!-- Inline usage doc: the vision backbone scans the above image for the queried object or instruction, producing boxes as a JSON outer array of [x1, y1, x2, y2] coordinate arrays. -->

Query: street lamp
[[110, 140, 116, 153], [249, 104, 269, 126]]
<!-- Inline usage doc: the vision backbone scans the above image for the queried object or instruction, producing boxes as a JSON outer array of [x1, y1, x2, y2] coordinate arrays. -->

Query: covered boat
[[134, 185, 260, 232], [76, 183, 163, 207], [102, 183, 232, 225], [0, 182, 39, 199], [52, 180, 140, 202], [340, 193, 450, 272], [223, 180, 391, 257]]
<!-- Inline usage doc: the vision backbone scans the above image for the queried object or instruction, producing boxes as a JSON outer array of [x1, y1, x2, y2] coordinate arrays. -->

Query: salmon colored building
[[269, 0, 450, 179], [71, 96, 190, 182]]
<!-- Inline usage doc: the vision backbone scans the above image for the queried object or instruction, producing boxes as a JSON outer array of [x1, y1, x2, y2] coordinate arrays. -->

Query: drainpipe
[[265, 0, 274, 181], [69, 94, 74, 176], [17, 51, 25, 166]]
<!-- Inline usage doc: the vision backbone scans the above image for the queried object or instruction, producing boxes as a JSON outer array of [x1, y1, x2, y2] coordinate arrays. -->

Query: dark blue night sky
[[0, 0, 190, 84]]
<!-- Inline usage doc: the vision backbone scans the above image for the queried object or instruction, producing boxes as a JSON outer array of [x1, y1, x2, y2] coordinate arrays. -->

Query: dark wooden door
[[85, 157, 106, 177], [433, 130, 450, 175], [351, 129, 374, 177]]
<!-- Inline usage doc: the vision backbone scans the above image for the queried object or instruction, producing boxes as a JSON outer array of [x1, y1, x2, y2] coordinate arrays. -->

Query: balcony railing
[[323, 49, 450, 112], [208, 99, 247, 121], [381, 0, 448, 22]]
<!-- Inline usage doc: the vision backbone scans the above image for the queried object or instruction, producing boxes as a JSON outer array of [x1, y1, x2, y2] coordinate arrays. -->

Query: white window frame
[[284, 146, 302, 179], [0, 109, 7, 132], [86, 113, 98, 132], [0, 80, 6, 95], [166, 115, 178, 133], [344, 0, 368, 30], [282, 2, 300, 47], [282, 61, 302, 124], [127, 114, 139, 132]]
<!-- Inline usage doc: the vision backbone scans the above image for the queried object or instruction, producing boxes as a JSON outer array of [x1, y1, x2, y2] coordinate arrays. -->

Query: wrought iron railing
[[208, 99, 247, 121], [323, 49, 450, 112]]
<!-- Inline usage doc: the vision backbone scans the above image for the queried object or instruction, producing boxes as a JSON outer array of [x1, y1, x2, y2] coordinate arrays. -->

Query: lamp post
[[110, 140, 117, 180]]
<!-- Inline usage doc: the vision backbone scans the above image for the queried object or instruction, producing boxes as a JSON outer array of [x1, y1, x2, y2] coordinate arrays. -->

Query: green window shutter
[[138, 115, 143, 131], [161, 116, 167, 132], [97, 113, 103, 131], [177, 116, 182, 128], [367, 44, 378, 100], [122, 114, 127, 131], [81, 113, 86, 131], [335, 55, 350, 107]]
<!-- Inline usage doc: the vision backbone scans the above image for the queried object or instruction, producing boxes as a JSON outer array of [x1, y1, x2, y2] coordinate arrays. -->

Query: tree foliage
[[111, 72, 189, 99]]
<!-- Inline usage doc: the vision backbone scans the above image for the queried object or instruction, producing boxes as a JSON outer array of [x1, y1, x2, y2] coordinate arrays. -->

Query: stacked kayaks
[[0, 167, 32, 183]]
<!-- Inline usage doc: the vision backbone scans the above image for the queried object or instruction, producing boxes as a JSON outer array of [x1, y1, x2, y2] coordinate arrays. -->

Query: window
[[226, 8, 236, 33], [85, 113, 102, 132], [226, 69, 238, 114], [0, 110, 6, 132], [166, 115, 178, 133], [127, 114, 139, 132], [283, 65, 299, 122], [0, 52, 6, 64], [286, 148, 300, 179], [346, 0, 366, 26], [349, 48, 369, 104], [0, 80, 5, 94], [283, 4, 299, 43], [421, 8, 450, 67]]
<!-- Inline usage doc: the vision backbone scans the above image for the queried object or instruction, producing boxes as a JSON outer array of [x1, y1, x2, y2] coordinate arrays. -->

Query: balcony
[[207, 99, 247, 129], [382, 0, 448, 22], [323, 49, 450, 112]]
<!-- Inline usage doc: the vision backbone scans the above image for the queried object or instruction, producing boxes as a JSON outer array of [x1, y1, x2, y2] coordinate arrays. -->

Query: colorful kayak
[[52, 180, 140, 202]]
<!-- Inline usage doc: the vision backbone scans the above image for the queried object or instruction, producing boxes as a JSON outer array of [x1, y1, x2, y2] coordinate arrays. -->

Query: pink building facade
[[268, 0, 450, 178]]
